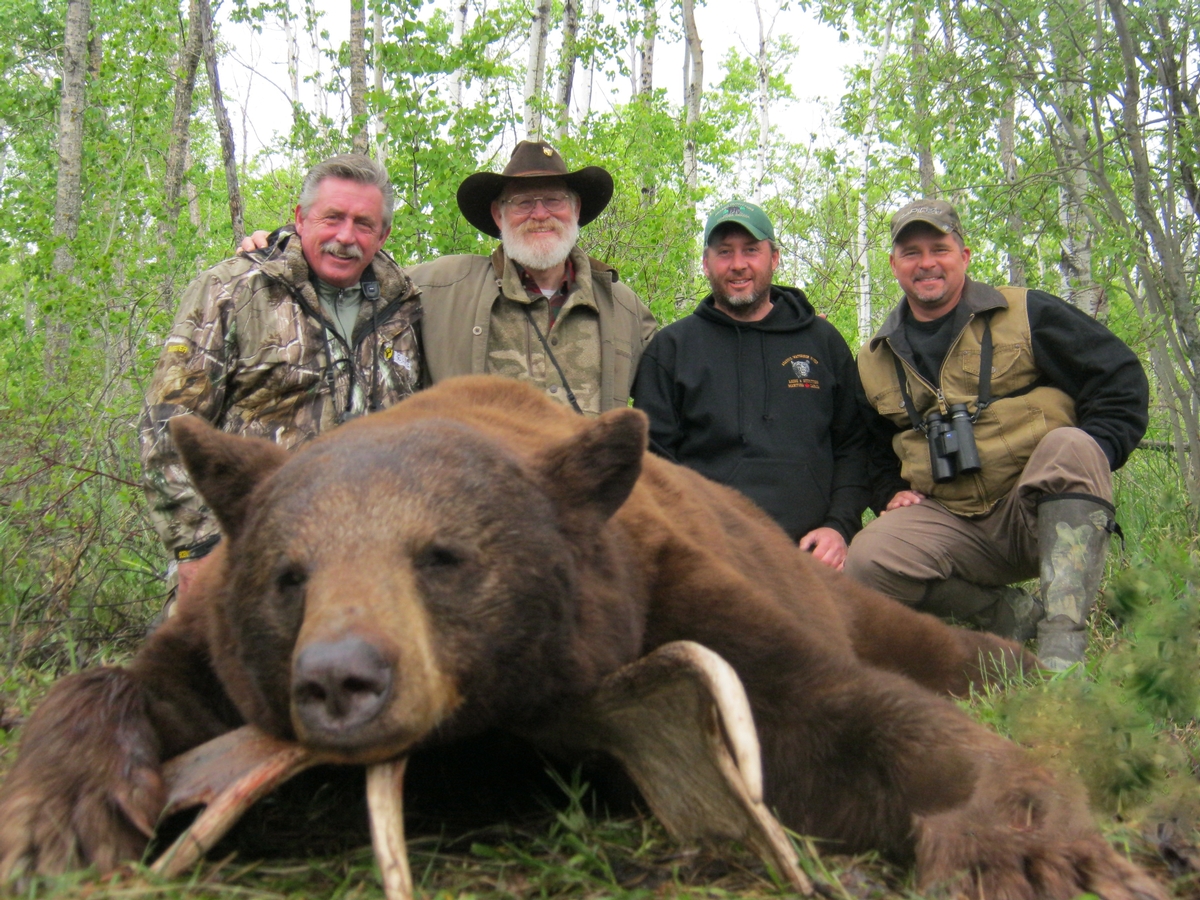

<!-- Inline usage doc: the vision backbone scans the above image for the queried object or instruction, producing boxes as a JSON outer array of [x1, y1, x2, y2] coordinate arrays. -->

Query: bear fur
[[0, 376, 1163, 898]]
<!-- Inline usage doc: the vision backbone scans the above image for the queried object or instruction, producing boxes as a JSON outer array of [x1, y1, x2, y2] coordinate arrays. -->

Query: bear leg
[[834, 573, 1038, 696], [752, 664, 1164, 899], [0, 668, 165, 883]]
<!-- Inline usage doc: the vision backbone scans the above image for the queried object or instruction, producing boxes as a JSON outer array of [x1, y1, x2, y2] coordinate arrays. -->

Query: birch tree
[[577, 0, 601, 119], [200, 0, 243, 243], [751, 0, 774, 201], [373, 7, 386, 162], [524, 0, 553, 139], [637, 0, 657, 97], [554, 0, 579, 140], [46, 0, 91, 372], [998, 87, 1025, 285], [681, 0, 703, 196], [350, 0, 369, 154], [51, 0, 91, 283], [854, 16, 893, 344], [1050, 0, 1105, 318], [448, 0, 469, 109], [163, 0, 203, 241], [283, 5, 301, 109], [910, 1, 935, 195], [307, 0, 328, 122]]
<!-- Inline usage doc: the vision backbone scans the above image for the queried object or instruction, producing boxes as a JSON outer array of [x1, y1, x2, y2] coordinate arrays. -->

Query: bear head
[[168, 404, 651, 765]]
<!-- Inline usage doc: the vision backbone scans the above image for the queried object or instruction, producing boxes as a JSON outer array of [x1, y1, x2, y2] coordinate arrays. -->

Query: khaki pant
[[845, 428, 1112, 604]]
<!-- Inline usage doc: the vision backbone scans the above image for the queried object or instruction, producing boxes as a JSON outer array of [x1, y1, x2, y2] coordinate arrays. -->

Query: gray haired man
[[140, 154, 422, 608]]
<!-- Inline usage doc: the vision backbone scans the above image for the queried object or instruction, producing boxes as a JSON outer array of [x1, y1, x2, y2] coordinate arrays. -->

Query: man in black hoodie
[[631, 200, 870, 569]]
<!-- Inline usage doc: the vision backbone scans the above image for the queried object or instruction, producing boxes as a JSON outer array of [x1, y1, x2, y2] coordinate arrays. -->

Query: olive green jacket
[[408, 246, 657, 414]]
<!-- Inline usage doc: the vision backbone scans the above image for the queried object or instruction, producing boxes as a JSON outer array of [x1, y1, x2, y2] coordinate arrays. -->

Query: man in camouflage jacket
[[140, 154, 421, 604]]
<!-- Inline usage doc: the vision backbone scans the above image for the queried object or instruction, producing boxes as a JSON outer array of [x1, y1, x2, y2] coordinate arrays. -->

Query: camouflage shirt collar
[[516, 256, 575, 302]]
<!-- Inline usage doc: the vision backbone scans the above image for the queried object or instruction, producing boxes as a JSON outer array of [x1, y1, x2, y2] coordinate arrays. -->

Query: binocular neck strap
[[891, 313, 994, 432]]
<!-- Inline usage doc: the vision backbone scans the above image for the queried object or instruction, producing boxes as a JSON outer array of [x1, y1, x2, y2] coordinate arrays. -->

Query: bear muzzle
[[292, 637, 394, 743]]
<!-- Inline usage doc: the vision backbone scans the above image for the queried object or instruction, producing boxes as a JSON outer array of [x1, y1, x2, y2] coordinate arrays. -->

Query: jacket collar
[[868, 278, 1008, 351], [254, 229, 413, 305], [694, 284, 814, 332]]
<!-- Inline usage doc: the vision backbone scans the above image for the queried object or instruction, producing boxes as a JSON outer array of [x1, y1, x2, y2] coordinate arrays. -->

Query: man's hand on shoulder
[[884, 490, 926, 512], [238, 230, 272, 255], [799, 527, 847, 571]]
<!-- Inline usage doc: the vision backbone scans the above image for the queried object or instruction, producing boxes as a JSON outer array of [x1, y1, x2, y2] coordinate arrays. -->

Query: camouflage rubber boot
[[1035, 494, 1117, 672], [919, 578, 1043, 643]]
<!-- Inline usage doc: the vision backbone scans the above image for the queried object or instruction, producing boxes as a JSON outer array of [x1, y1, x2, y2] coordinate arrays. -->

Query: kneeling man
[[847, 199, 1148, 669]]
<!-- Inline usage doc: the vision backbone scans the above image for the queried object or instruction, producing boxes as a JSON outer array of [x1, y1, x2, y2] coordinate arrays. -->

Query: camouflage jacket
[[408, 246, 658, 414], [139, 238, 421, 558]]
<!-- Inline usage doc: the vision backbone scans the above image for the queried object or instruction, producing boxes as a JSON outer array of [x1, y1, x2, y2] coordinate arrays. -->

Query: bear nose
[[292, 638, 393, 737]]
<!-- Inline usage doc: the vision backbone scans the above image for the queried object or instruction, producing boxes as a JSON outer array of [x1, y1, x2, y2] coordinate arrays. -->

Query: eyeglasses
[[500, 193, 573, 214]]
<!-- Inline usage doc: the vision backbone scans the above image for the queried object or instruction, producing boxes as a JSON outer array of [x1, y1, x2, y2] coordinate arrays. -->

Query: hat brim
[[457, 166, 614, 238]]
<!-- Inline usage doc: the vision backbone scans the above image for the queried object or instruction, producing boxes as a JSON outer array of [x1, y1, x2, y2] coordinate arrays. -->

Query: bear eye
[[414, 544, 464, 571], [274, 564, 308, 601]]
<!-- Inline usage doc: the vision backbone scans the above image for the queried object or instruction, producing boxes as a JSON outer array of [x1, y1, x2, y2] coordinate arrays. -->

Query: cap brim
[[456, 166, 614, 238], [706, 220, 769, 244], [892, 215, 956, 240]]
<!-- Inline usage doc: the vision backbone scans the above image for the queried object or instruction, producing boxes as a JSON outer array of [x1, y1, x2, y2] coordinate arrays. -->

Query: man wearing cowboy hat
[[408, 140, 657, 414]]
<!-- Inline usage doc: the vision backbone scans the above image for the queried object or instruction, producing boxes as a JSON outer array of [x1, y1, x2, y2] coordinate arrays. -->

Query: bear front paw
[[914, 759, 1166, 900], [0, 669, 166, 885]]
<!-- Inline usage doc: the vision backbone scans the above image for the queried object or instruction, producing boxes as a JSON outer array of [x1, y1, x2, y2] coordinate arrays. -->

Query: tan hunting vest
[[858, 286, 1077, 515]]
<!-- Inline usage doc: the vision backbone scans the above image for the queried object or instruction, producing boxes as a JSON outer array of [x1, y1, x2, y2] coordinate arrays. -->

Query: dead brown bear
[[0, 376, 1164, 898]]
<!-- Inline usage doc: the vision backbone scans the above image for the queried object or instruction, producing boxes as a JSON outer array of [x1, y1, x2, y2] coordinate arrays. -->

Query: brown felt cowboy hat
[[457, 141, 614, 238]]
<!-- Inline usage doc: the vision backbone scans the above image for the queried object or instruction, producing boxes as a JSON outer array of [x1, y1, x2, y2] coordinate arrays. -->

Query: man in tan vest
[[847, 199, 1148, 671]]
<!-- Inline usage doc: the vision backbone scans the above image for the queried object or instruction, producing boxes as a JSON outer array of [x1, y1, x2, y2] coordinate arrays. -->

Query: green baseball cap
[[704, 199, 775, 245], [889, 198, 964, 242]]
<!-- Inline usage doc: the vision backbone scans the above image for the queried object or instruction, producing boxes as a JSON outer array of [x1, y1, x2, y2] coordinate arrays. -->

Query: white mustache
[[320, 240, 363, 260]]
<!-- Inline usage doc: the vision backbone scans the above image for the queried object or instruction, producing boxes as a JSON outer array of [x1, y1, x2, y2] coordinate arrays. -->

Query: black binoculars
[[925, 403, 981, 483]]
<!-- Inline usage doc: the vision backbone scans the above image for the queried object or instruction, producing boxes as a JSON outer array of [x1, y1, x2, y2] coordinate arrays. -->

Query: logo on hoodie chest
[[783, 354, 821, 389]]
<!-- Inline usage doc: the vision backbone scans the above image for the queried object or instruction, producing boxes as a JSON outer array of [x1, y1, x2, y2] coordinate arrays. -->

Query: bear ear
[[169, 415, 290, 542], [537, 407, 646, 528]]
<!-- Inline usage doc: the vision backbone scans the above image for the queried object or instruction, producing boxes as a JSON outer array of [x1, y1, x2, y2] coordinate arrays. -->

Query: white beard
[[500, 217, 580, 271]]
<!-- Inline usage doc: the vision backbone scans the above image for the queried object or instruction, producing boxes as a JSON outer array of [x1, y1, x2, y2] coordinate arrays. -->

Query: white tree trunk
[[448, 0, 468, 109], [637, 0, 656, 97], [52, 0, 91, 279], [373, 7, 387, 162], [856, 16, 894, 345], [308, 0, 328, 122], [1057, 130, 1105, 317], [751, 0, 773, 201], [524, 0, 553, 139], [284, 5, 300, 106], [350, 0, 369, 154], [911, 3, 935, 194], [682, 0, 703, 195], [554, 0, 579, 141], [579, 0, 600, 120]]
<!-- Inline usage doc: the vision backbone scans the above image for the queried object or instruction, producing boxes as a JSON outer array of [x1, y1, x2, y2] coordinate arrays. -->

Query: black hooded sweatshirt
[[632, 285, 870, 542]]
